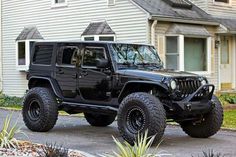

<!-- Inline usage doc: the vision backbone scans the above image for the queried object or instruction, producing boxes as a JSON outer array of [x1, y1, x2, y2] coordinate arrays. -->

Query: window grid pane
[[18, 42, 26, 65], [166, 36, 179, 70]]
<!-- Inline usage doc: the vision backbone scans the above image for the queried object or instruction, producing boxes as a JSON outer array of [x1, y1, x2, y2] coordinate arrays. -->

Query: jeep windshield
[[109, 43, 162, 69]]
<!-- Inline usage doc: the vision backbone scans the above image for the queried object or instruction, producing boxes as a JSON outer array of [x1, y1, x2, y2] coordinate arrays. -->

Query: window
[[57, 46, 79, 66], [82, 47, 106, 67], [215, 0, 229, 3], [33, 45, 54, 65], [82, 35, 115, 41], [108, 0, 115, 6], [84, 37, 95, 41], [51, 0, 67, 8], [184, 38, 207, 71], [221, 37, 229, 64], [16, 40, 36, 71], [165, 35, 211, 73], [166, 36, 179, 70]]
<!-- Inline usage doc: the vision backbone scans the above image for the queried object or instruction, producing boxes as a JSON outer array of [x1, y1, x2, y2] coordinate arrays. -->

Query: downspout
[[151, 20, 158, 46]]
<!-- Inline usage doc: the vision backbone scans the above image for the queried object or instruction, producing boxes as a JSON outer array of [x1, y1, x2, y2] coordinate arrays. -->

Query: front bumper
[[173, 84, 215, 114]]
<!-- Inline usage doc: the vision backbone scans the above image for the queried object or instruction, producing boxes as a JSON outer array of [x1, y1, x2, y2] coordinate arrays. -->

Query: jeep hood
[[116, 69, 199, 81]]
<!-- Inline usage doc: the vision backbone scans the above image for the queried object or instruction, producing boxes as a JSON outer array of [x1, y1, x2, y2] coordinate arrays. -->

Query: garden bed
[[0, 141, 85, 157]]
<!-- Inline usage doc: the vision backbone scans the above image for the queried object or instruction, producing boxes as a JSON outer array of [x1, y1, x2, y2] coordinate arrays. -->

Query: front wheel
[[117, 92, 166, 145], [180, 95, 223, 138]]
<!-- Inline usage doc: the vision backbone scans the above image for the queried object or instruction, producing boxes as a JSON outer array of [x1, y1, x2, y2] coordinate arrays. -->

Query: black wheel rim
[[28, 99, 41, 121], [127, 107, 145, 134]]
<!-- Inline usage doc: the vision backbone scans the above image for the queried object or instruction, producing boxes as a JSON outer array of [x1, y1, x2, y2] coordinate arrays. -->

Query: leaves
[[101, 130, 172, 157], [0, 114, 23, 149]]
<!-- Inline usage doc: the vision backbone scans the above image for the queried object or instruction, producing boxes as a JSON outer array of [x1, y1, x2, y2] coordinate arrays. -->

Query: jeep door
[[55, 44, 79, 98], [78, 43, 112, 103]]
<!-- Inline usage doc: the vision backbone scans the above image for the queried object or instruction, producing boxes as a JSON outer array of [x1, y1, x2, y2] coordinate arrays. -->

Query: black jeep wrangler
[[23, 41, 223, 144]]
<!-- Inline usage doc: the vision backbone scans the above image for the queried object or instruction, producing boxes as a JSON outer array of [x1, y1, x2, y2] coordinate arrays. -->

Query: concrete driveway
[[0, 109, 235, 157]]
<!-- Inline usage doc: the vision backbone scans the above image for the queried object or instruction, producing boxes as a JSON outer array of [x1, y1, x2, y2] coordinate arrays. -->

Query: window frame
[[81, 46, 107, 69], [16, 39, 41, 71], [81, 35, 116, 42], [51, 0, 68, 8], [165, 34, 211, 75]]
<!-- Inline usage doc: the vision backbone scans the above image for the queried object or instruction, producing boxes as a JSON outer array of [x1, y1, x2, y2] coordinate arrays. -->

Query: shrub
[[0, 92, 22, 108], [218, 94, 236, 105], [41, 142, 68, 157], [193, 149, 223, 157], [101, 131, 171, 157], [0, 114, 22, 148]]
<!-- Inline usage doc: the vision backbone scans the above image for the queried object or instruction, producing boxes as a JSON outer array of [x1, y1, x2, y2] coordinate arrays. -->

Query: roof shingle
[[16, 26, 44, 40], [82, 21, 115, 36]]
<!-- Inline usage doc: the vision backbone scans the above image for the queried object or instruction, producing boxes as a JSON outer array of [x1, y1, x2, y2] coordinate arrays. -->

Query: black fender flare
[[118, 81, 169, 103], [28, 76, 63, 99]]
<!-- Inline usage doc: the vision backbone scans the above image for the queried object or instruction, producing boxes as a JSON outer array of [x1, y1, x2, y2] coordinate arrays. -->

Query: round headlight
[[201, 79, 207, 86], [170, 80, 177, 90]]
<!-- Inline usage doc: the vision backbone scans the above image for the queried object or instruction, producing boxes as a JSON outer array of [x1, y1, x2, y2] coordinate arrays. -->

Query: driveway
[[0, 109, 235, 157]]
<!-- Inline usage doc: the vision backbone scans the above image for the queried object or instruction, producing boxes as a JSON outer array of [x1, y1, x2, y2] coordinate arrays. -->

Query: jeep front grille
[[175, 78, 202, 100]]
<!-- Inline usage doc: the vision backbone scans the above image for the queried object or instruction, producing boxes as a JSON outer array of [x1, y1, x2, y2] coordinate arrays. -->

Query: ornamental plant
[[0, 114, 22, 148]]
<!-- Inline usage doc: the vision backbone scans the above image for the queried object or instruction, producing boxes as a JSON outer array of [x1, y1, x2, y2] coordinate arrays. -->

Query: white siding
[[2, 0, 147, 96], [207, 0, 236, 18], [0, 0, 2, 91], [191, 0, 236, 18], [189, 0, 208, 11]]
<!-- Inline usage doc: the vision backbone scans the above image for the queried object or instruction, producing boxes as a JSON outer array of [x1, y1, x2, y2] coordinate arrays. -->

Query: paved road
[[0, 109, 235, 157]]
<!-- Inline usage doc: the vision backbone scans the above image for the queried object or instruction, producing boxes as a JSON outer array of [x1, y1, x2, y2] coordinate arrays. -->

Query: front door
[[220, 36, 233, 90], [56, 45, 79, 98], [78, 44, 112, 103]]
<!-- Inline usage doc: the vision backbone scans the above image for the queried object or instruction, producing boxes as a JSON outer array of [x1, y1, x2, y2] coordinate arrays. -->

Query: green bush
[[102, 131, 171, 157], [218, 94, 236, 105], [0, 92, 22, 108], [0, 114, 23, 148]]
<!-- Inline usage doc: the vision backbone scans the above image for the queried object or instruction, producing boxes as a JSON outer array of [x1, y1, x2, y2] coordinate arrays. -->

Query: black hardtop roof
[[34, 41, 153, 46]]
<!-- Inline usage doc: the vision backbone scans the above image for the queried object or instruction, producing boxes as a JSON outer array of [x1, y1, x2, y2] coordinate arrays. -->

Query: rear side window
[[33, 45, 54, 65], [57, 46, 79, 66]]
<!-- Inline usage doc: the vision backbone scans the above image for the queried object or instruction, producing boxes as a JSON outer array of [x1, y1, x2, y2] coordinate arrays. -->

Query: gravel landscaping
[[0, 141, 84, 157]]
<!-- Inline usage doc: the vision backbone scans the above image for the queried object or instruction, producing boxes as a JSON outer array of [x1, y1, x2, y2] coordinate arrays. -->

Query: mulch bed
[[223, 104, 236, 110], [0, 141, 84, 157]]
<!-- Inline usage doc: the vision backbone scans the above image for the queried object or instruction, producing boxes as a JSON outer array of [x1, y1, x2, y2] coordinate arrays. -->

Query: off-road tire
[[117, 92, 166, 145], [22, 87, 58, 132], [84, 113, 116, 127], [180, 95, 223, 138]]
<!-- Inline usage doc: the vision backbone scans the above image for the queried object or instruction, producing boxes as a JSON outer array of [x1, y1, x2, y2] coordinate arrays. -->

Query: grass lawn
[[222, 109, 236, 129]]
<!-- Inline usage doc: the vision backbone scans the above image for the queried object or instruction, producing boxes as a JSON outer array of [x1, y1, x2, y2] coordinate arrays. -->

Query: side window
[[33, 45, 53, 65], [82, 47, 106, 67], [57, 46, 79, 66]]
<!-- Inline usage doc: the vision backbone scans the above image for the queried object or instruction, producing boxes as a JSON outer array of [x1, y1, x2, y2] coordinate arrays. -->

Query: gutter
[[151, 20, 158, 46], [150, 15, 219, 26]]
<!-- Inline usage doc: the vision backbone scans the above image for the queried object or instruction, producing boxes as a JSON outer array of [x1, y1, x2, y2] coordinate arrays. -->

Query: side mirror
[[96, 59, 109, 68]]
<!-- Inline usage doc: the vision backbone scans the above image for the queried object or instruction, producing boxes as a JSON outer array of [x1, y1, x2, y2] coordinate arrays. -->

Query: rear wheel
[[22, 87, 58, 132], [117, 92, 166, 145], [180, 95, 223, 138], [84, 113, 116, 127]]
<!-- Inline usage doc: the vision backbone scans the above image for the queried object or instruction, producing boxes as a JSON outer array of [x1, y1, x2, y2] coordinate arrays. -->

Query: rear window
[[33, 45, 53, 65]]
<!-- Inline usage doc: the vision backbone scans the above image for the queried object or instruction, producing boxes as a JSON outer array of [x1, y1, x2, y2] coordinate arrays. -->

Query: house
[[0, 0, 2, 91], [1, 0, 220, 97], [190, 0, 236, 91]]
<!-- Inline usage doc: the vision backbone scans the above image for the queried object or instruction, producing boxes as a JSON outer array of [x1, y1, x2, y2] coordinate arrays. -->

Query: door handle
[[72, 73, 77, 79], [58, 69, 64, 74]]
